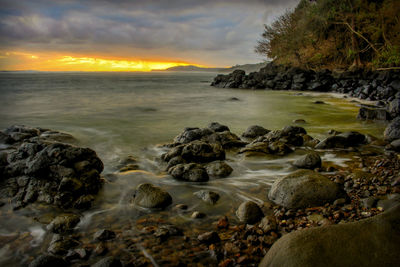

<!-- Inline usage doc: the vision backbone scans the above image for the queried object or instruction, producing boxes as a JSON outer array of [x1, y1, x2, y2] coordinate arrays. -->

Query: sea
[[0, 71, 386, 264]]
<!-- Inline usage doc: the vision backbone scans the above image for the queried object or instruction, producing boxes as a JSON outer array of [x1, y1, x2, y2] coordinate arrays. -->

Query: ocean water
[[0, 72, 387, 264]]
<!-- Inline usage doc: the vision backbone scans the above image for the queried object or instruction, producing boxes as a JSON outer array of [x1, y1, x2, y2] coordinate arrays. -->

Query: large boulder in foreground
[[0, 125, 103, 210], [268, 169, 343, 209], [260, 204, 400, 267], [384, 117, 400, 142], [132, 183, 172, 209]]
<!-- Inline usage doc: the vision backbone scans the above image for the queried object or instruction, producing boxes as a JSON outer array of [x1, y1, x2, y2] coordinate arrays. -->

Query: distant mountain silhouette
[[157, 62, 268, 73]]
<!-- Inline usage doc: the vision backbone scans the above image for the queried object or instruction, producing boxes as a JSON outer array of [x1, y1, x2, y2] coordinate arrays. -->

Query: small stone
[[197, 231, 220, 244], [293, 152, 322, 170], [93, 229, 116, 241], [47, 214, 80, 234], [174, 204, 188, 210], [293, 119, 306, 124], [217, 216, 229, 229], [236, 201, 264, 224], [193, 190, 220, 205], [259, 216, 277, 233], [314, 100, 325, 104], [191, 211, 206, 219]]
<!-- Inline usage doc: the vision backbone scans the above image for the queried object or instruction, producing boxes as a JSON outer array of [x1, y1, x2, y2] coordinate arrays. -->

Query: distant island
[[155, 62, 268, 73]]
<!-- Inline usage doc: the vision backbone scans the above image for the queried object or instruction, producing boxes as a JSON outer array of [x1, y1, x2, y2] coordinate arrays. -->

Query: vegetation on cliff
[[255, 0, 400, 70]]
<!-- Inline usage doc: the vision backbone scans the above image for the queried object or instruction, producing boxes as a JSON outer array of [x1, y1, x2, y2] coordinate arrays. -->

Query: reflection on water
[[0, 72, 386, 264]]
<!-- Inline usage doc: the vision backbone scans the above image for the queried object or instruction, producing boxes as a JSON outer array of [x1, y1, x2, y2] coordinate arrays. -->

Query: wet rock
[[377, 194, 400, 211], [236, 201, 264, 224], [293, 119, 306, 124], [205, 131, 247, 148], [357, 106, 390, 121], [361, 197, 378, 209], [259, 216, 277, 233], [181, 141, 225, 163], [169, 163, 209, 182], [91, 256, 122, 267], [384, 117, 400, 142], [191, 211, 206, 219], [293, 152, 321, 169], [260, 204, 400, 267], [93, 229, 116, 241], [268, 141, 294, 155], [154, 225, 183, 241], [268, 169, 344, 209], [47, 214, 80, 234], [314, 100, 325, 104], [173, 127, 213, 144], [337, 131, 366, 145], [132, 183, 172, 209], [38, 131, 77, 144], [48, 235, 79, 255], [208, 122, 230, 132], [389, 139, 400, 151], [387, 98, 400, 118], [242, 125, 270, 139], [65, 248, 88, 261], [205, 161, 233, 178], [198, 231, 220, 244], [0, 131, 15, 145], [315, 135, 349, 149], [166, 156, 186, 171], [217, 216, 229, 229], [29, 254, 68, 267], [194, 190, 220, 205], [1, 126, 104, 209]]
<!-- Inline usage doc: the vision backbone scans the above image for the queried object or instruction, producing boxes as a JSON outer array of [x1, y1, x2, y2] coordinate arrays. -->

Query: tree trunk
[[351, 16, 362, 68]]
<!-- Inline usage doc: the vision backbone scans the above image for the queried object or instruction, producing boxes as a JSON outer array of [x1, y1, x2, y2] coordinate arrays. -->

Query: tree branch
[[334, 21, 381, 55]]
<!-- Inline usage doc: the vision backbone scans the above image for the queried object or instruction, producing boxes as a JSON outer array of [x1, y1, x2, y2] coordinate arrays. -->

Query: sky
[[0, 0, 299, 71]]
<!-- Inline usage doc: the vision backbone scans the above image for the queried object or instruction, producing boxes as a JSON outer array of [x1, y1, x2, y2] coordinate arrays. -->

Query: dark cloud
[[0, 0, 299, 66]]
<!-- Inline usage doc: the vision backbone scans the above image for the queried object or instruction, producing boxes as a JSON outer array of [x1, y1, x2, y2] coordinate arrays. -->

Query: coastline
[[1, 68, 400, 266]]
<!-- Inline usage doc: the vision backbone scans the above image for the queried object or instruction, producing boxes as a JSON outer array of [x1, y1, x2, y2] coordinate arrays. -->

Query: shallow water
[[0, 71, 387, 264]]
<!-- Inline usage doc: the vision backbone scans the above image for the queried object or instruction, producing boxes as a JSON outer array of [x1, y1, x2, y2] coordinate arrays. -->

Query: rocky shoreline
[[211, 63, 400, 123], [1, 116, 400, 266]]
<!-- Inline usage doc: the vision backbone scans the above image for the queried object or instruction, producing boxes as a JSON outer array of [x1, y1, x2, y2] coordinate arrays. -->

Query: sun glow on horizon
[[0, 51, 206, 72]]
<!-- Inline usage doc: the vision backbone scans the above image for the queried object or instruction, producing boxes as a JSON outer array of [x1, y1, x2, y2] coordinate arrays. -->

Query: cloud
[[0, 0, 299, 66]]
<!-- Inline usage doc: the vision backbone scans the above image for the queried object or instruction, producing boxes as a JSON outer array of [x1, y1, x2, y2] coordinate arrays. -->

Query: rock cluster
[[0, 125, 103, 210], [161, 122, 239, 182]]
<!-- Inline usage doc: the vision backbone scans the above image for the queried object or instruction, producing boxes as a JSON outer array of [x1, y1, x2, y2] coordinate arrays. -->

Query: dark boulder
[[181, 141, 225, 163], [242, 125, 270, 139], [205, 161, 233, 178], [169, 163, 209, 182], [357, 106, 390, 121], [132, 183, 172, 209], [293, 152, 321, 169], [208, 122, 230, 132], [236, 201, 264, 224], [384, 117, 400, 142], [1, 126, 103, 209]]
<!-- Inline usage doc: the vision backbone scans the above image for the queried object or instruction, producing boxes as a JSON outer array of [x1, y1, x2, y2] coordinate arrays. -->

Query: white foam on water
[[322, 153, 351, 167], [28, 226, 46, 247]]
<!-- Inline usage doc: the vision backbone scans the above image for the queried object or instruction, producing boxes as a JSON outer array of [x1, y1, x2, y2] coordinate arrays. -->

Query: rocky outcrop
[[268, 169, 344, 209], [211, 63, 400, 123], [0, 125, 103, 210], [384, 117, 400, 142], [315, 131, 366, 149], [260, 204, 400, 267]]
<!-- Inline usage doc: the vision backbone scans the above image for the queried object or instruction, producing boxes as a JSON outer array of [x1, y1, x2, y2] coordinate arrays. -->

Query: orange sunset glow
[[0, 51, 205, 71]]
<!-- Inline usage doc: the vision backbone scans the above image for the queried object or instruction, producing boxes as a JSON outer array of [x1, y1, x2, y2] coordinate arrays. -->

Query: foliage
[[255, 0, 400, 69]]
